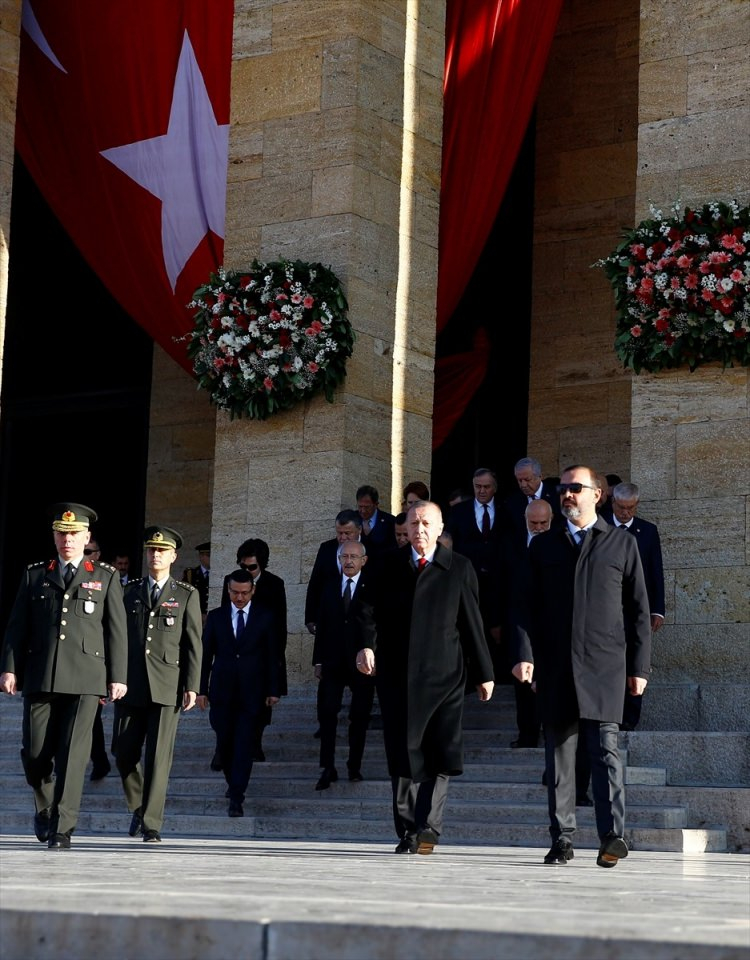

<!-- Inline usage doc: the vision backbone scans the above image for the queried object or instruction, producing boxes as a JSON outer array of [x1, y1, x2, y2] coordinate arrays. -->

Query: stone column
[[0, 0, 22, 383], [633, 0, 750, 730], [212, 1, 445, 684]]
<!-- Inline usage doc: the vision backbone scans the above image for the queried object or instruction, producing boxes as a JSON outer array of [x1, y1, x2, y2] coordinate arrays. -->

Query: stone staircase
[[0, 686, 743, 852]]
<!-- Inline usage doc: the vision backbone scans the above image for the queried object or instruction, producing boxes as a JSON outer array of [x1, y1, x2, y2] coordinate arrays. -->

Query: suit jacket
[[183, 565, 210, 614], [121, 577, 202, 707], [444, 498, 505, 625], [304, 538, 341, 625], [1, 557, 127, 696], [603, 514, 665, 618], [358, 542, 494, 781], [511, 516, 652, 727], [200, 602, 280, 708], [313, 571, 374, 671], [360, 509, 396, 556]]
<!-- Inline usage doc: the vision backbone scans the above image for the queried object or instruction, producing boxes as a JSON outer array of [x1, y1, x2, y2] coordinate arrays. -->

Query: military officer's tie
[[342, 578, 353, 613], [236, 609, 245, 638], [151, 582, 160, 608], [64, 563, 75, 587]]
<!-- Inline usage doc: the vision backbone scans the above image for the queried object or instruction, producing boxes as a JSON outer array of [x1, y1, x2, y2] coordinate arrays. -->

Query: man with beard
[[511, 466, 651, 869]]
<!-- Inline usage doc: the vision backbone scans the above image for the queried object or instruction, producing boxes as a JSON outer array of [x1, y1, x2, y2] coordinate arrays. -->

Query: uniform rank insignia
[[82, 581, 103, 591]]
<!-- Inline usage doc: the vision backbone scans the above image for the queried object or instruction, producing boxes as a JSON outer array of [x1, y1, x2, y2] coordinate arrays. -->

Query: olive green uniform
[[1, 558, 127, 837], [113, 577, 202, 834]]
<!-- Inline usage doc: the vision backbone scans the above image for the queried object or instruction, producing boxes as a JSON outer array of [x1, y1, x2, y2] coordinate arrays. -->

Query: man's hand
[[512, 661, 534, 684], [182, 690, 197, 711], [628, 676, 648, 696], [196, 695, 209, 711], [108, 682, 127, 701], [314, 664, 322, 680], [651, 615, 664, 633], [306, 622, 317, 635], [265, 696, 280, 707], [0, 672, 17, 695], [476, 680, 494, 701], [356, 648, 376, 675]]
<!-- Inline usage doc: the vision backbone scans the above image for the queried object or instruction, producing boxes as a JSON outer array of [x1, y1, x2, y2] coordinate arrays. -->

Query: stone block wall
[[528, 0, 640, 482], [0, 0, 21, 379]]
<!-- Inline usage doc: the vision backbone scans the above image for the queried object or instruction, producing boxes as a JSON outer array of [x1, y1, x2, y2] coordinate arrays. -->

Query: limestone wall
[[0, 0, 21, 385], [631, 0, 750, 731]]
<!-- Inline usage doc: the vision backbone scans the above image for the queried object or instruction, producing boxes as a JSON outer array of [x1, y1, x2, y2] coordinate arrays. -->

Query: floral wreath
[[184, 259, 354, 419], [595, 200, 749, 374]]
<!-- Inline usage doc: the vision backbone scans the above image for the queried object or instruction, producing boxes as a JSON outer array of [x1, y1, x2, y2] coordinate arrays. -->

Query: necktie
[[343, 578, 353, 613], [236, 609, 245, 638], [151, 582, 160, 608], [576, 530, 587, 548], [64, 563, 75, 587], [482, 504, 491, 538], [417, 557, 428, 573], [362, 519, 371, 535]]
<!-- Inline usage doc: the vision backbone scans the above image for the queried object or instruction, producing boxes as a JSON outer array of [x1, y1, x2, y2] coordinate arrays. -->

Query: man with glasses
[[511, 466, 651, 869], [312, 541, 376, 789], [198, 570, 280, 817], [0, 503, 127, 849]]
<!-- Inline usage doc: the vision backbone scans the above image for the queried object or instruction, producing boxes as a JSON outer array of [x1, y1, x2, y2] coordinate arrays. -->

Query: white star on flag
[[100, 30, 229, 291], [22, 1, 66, 72]]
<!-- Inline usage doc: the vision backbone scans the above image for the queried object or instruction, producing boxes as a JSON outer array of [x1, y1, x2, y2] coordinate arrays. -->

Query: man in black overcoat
[[512, 465, 651, 869], [356, 501, 494, 856]]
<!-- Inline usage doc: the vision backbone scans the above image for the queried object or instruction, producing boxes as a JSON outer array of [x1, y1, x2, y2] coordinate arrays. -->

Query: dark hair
[[227, 568, 254, 585], [403, 480, 430, 501], [395, 512, 407, 525], [235, 538, 270, 570], [336, 509, 363, 529], [606, 473, 623, 487], [356, 484, 379, 503]]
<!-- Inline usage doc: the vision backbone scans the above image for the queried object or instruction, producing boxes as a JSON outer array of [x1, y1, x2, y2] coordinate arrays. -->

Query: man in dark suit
[[183, 541, 210, 621], [444, 467, 506, 678], [198, 569, 280, 817], [503, 457, 562, 546], [0, 502, 128, 849], [512, 466, 652, 868], [221, 537, 287, 761], [114, 525, 202, 842], [356, 500, 494, 855], [605, 481, 665, 730], [313, 541, 376, 789], [357, 484, 396, 557], [83, 535, 113, 781], [304, 509, 363, 635]]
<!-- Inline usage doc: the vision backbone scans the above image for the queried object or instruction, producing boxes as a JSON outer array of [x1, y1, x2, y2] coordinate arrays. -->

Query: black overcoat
[[511, 516, 652, 726], [359, 542, 494, 782]]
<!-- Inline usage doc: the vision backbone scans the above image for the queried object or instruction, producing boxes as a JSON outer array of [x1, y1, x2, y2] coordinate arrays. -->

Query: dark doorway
[[0, 156, 154, 633], [431, 117, 536, 508]]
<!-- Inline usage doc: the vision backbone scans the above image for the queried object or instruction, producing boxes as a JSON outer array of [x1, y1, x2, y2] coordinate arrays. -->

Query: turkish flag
[[15, 0, 233, 373]]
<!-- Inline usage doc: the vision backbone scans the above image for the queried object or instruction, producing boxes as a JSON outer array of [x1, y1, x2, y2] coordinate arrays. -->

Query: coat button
[[59, 634, 65, 640], [61, 620, 67, 626], [62, 607, 68, 613]]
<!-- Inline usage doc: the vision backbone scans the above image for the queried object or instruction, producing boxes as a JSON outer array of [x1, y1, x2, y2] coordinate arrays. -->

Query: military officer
[[113, 525, 202, 842], [0, 502, 128, 849], [183, 541, 210, 620]]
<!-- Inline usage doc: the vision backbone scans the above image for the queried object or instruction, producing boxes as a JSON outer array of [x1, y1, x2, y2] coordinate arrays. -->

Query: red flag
[[15, 0, 233, 373]]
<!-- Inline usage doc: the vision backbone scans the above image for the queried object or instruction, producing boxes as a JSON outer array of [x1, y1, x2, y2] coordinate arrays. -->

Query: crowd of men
[[0, 461, 664, 868]]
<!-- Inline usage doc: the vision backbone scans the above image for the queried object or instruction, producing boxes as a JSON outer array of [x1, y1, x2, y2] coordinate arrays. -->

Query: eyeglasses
[[84, 548, 100, 555], [556, 483, 597, 494], [241, 562, 259, 572]]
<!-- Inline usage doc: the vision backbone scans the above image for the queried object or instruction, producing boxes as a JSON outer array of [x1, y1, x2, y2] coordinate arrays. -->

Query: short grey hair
[[613, 482, 640, 502], [514, 457, 542, 477], [337, 541, 366, 558]]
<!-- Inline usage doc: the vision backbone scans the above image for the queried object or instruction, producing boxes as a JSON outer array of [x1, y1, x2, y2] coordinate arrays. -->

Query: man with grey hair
[[605, 481, 665, 730], [504, 457, 561, 547]]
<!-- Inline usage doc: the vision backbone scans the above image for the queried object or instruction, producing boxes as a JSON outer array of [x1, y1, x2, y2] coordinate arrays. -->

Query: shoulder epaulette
[[126, 577, 145, 587], [174, 580, 196, 592], [98, 562, 117, 573], [27, 561, 45, 570]]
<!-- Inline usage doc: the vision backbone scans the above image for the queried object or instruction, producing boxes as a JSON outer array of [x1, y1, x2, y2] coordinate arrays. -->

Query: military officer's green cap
[[196, 542, 211, 552], [50, 502, 98, 532], [144, 525, 183, 550]]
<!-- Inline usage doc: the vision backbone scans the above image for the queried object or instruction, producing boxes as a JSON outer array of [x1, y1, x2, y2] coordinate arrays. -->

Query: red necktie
[[417, 557, 428, 573]]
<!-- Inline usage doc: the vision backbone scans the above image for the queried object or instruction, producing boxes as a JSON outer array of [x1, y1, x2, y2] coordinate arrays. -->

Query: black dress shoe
[[315, 767, 338, 790], [34, 809, 50, 844], [576, 794, 594, 807], [128, 809, 143, 837], [348, 769, 364, 782], [210, 751, 223, 772], [416, 828, 439, 855], [90, 763, 111, 782], [47, 832, 71, 850], [228, 801, 244, 817], [544, 838, 574, 864], [394, 837, 417, 854], [597, 832, 628, 868], [143, 829, 162, 842]]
